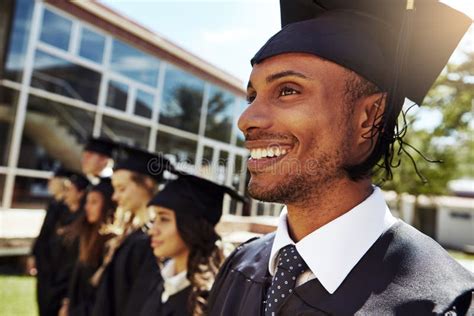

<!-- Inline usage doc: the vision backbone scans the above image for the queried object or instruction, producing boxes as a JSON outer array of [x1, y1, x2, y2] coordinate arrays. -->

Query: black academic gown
[[67, 262, 97, 316], [208, 221, 474, 315], [91, 229, 159, 316], [32, 199, 68, 316], [139, 270, 192, 316], [45, 207, 82, 316]]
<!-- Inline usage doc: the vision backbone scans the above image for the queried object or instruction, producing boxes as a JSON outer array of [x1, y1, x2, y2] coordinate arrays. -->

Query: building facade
[[0, 0, 282, 216]]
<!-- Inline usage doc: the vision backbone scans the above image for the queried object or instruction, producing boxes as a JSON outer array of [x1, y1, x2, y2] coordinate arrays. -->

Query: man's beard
[[247, 146, 349, 205]]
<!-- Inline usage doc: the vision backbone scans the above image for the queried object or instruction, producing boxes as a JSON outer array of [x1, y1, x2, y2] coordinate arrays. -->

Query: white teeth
[[275, 147, 281, 157], [249, 147, 290, 160]]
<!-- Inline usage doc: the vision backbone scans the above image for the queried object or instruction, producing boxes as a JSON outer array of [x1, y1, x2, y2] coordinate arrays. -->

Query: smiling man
[[207, 0, 474, 315]]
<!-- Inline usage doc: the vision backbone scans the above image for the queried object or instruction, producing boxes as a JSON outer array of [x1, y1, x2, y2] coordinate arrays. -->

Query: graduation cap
[[53, 167, 75, 178], [83, 136, 117, 158], [148, 175, 247, 226], [89, 178, 114, 201], [68, 172, 91, 191], [252, 0, 472, 105], [113, 145, 173, 182]]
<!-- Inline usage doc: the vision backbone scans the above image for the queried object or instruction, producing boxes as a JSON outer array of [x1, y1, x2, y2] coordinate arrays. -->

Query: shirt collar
[[268, 186, 397, 294], [160, 260, 191, 303]]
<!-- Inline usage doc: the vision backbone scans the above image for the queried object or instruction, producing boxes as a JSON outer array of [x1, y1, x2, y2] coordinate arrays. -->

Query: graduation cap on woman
[[68, 172, 91, 191], [148, 175, 247, 226], [83, 136, 117, 158], [53, 166, 75, 178], [113, 145, 174, 183]]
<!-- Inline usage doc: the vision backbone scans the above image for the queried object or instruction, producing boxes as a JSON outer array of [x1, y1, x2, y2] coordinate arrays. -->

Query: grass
[[0, 275, 37, 316]]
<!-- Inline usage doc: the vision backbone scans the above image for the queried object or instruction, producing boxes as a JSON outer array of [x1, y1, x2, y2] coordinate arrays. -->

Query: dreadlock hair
[[342, 69, 406, 182], [175, 213, 225, 316]]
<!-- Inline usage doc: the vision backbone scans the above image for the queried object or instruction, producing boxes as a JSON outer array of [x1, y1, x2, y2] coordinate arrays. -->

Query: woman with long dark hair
[[30, 168, 70, 316], [58, 180, 116, 316], [91, 146, 171, 316], [141, 174, 245, 316], [48, 173, 90, 316]]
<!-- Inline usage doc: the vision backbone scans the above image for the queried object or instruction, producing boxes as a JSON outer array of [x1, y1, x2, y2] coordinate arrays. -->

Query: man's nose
[[237, 97, 272, 135]]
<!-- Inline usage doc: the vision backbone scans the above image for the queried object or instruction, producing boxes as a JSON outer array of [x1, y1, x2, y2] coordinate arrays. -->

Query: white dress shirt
[[160, 260, 191, 303], [268, 186, 398, 294]]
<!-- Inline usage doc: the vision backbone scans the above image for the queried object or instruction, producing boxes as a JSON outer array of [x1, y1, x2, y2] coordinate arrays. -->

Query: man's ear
[[356, 92, 386, 145]]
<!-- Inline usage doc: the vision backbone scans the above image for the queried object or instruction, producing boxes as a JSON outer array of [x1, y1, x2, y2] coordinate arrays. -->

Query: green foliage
[[381, 52, 474, 195]]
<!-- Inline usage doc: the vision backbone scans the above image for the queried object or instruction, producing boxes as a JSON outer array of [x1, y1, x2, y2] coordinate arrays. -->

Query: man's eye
[[279, 86, 298, 96], [246, 95, 256, 104]]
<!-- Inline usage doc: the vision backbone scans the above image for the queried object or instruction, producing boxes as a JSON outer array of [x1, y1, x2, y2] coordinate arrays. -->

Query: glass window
[[4, 0, 35, 82], [101, 116, 150, 150], [0, 87, 20, 165], [110, 39, 160, 86], [134, 90, 154, 118], [18, 94, 94, 172], [79, 27, 105, 63], [156, 131, 197, 166], [31, 50, 102, 104], [196, 145, 214, 179], [106, 80, 128, 111], [205, 86, 236, 143], [0, 174, 5, 202], [235, 98, 247, 147], [39, 9, 72, 51], [216, 150, 229, 184], [159, 67, 204, 134], [12, 176, 49, 209]]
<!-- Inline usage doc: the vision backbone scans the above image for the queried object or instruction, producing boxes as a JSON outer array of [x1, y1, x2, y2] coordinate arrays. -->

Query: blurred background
[[0, 0, 472, 314]]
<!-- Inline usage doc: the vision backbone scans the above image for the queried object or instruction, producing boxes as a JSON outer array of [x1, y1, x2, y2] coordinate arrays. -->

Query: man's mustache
[[244, 130, 297, 142]]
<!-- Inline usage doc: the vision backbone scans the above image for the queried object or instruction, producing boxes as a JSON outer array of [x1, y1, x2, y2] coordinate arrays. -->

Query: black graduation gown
[[45, 208, 82, 316], [208, 221, 474, 315], [91, 229, 159, 316], [139, 270, 192, 316], [67, 262, 97, 316], [32, 199, 68, 316]]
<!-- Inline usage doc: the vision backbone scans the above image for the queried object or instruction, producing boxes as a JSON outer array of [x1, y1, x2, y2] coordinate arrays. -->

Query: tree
[[382, 51, 474, 196]]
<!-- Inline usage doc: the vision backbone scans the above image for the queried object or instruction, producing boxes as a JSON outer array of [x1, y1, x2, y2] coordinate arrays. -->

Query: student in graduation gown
[[207, 1, 474, 315], [47, 173, 90, 316], [30, 168, 71, 316], [140, 174, 245, 316], [56, 180, 116, 316], [81, 136, 117, 185], [91, 146, 171, 316]]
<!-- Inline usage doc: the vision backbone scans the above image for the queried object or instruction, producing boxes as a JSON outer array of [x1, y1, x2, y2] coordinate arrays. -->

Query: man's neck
[[286, 179, 373, 242]]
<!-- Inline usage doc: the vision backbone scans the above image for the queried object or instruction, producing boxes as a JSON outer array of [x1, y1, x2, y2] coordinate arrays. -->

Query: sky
[[99, 0, 473, 130], [99, 0, 473, 85]]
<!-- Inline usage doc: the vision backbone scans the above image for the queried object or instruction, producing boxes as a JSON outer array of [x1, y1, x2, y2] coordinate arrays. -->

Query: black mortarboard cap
[[68, 172, 91, 191], [53, 167, 75, 178], [148, 175, 246, 226], [252, 0, 472, 105], [83, 136, 117, 158], [113, 145, 173, 182], [89, 178, 114, 201]]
